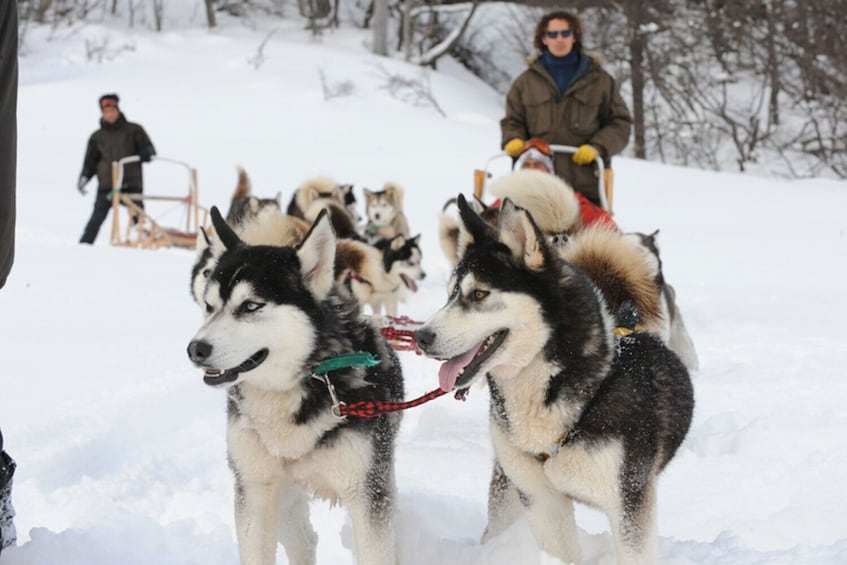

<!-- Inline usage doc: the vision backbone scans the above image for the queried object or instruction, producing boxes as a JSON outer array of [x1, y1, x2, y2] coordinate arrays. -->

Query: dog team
[[186, 165, 696, 565]]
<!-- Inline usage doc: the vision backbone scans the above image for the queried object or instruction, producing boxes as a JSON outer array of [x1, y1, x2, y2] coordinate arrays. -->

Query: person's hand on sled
[[504, 138, 525, 157], [77, 175, 90, 195], [572, 144, 598, 165]]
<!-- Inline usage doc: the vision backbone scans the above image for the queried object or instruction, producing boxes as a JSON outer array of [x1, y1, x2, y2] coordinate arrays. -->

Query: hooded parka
[[501, 53, 632, 205]]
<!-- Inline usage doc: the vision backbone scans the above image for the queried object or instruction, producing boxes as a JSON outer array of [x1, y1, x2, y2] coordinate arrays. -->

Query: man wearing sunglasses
[[76, 93, 157, 244], [501, 10, 631, 208]]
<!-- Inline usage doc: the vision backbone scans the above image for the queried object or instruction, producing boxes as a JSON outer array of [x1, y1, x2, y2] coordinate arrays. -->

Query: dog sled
[[473, 144, 614, 213], [109, 155, 208, 249]]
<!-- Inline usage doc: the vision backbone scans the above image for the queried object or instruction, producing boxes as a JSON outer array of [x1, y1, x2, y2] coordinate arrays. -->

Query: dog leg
[[343, 492, 396, 565], [491, 428, 581, 563], [611, 478, 657, 565], [276, 483, 317, 565], [235, 476, 283, 565], [480, 458, 524, 543]]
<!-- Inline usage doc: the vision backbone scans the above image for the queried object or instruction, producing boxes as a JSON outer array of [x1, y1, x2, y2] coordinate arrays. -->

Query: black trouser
[[79, 186, 144, 244]]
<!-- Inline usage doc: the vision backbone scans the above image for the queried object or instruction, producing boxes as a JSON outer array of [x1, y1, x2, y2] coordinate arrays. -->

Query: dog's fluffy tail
[[233, 166, 251, 200], [382, 181, 405, 209], [488, 170, 581, 234], [560, 226, 663, 333]]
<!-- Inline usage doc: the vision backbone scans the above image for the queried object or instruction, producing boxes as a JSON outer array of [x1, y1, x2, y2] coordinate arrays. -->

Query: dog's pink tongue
[[401, 274, 418, 292], [438, 346, 479, 392]]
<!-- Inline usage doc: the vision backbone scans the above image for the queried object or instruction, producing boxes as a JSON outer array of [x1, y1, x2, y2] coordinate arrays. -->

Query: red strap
[[339, 387, 449, 418]]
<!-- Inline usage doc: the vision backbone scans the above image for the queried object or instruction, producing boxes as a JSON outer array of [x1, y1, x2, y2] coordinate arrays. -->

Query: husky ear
[[389, 234, 406, 251], [457, 193, 495, 249], [409, 234, 421, 246], [210, 206, 242, 250], [274, 191, 283, 206], [470, 195, 488, 214], [296, 210, 337, 301], [196, 226, 211, 251], [498, 198, 546, 271]]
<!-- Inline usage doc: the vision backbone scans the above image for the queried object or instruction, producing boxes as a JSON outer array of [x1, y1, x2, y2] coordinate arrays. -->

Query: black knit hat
[[98, 93, 119, 110]]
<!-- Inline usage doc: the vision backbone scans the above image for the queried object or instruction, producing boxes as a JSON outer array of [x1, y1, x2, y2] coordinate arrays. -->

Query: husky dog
[[287, 176, 360, 235], [623, 230, 700, 371], [373, 234, 426, 314], [225, 166, 283, 226], [187, 207, 404, 565], [363, 183, 410, 244], [415, 196, 694, 564], [335, 233, 425, 317]]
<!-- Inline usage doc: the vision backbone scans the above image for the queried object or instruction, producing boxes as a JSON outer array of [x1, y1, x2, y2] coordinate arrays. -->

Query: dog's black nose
[[187, 340, 212, 363], [414, 327, 435, 349], [420, 272, 426, 280]]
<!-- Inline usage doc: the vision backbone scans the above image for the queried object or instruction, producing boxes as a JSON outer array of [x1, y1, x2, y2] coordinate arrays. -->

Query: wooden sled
[[109, 155, 208, 249], [473, 144, 614, 214]]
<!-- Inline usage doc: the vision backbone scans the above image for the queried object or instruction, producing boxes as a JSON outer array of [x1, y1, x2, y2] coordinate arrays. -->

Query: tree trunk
[[204, 0, 216, 28], [372, 0, 389, 56], [625, 0, 646, 159]]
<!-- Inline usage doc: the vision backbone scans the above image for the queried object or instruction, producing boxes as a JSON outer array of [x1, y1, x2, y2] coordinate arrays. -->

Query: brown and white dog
[[362, 182, 410, 245], [287, 176, 360, 239]]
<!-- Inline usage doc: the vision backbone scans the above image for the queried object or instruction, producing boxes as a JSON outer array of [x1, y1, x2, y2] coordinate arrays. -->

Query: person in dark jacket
[[500, 10, 632, 206], [0, 0, 17, 289], [77, 94, 156, 244], [0, 2, 18, 555]]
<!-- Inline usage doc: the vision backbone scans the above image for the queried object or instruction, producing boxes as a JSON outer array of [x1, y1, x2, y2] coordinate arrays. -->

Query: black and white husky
[[415, 196, 694, 564], [187, 207, 404, 565]]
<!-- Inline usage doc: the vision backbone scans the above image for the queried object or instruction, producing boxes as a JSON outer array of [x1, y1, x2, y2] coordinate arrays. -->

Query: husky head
[[364, 183, 403, 228], [339, 183, 362, 224], [622, 229, 664, 286], [380, 234, 425, 292], [416, 195, 570, 392], [187, 206, 337, 391], [191, 226, 222, 306]]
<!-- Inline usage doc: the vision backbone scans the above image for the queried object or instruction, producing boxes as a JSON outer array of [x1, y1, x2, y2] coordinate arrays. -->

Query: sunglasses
[[545, 29, 574, 39]]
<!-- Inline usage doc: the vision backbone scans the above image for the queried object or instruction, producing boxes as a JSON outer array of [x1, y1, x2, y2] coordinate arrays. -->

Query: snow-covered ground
[[2, 16, 847, 565]]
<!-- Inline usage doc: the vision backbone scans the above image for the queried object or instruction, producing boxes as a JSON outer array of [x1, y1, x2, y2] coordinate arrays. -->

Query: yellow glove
[[504, 138, 525, 157], [572, 144, 599, 165]]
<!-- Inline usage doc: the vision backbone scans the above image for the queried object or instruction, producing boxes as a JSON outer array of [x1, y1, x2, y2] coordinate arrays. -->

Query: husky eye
[[471, 289, 489, 302], [202, 268, 211, 278], [205, 302, 213, 314], [240, 300, 264, 314]]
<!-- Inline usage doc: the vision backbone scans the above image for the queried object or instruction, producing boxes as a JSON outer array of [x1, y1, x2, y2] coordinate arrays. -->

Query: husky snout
[[187, 340, 212, 364], [413, 327, 435, 351]]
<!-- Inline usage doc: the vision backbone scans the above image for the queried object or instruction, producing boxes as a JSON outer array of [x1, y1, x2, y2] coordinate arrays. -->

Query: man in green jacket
[[501, 10, 632, 207], [77, 94, 156, 244]]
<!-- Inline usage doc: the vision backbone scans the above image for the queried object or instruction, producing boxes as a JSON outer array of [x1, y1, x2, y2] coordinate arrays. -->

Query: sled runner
[[109, 155, 207, 249], [473, 144, 614, 213]]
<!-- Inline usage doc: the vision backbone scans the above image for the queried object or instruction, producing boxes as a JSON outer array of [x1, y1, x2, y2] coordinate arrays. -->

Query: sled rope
[[310, 350, 462, 419]]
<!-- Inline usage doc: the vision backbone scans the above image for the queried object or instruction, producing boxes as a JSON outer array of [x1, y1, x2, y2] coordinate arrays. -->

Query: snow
[[3, 16, 847, 565]]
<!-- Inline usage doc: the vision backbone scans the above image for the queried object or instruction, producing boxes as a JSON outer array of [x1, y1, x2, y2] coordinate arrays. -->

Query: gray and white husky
[[414, 196, 694, 564], [187, 207, 404, 565]]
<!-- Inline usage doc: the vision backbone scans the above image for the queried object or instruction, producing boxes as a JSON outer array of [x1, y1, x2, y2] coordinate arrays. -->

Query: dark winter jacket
[[80, 114, 156, 192], [501, 52, 632, 205], [0, 0, 17, 289]]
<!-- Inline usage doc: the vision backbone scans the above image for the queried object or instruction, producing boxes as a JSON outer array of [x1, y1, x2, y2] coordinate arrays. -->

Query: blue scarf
[[542, 50, 581, 94]]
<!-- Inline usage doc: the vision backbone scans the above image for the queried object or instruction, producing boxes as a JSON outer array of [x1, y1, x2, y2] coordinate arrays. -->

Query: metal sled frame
[[109, 155, 207, 249], [473, 144, 614, 213]]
